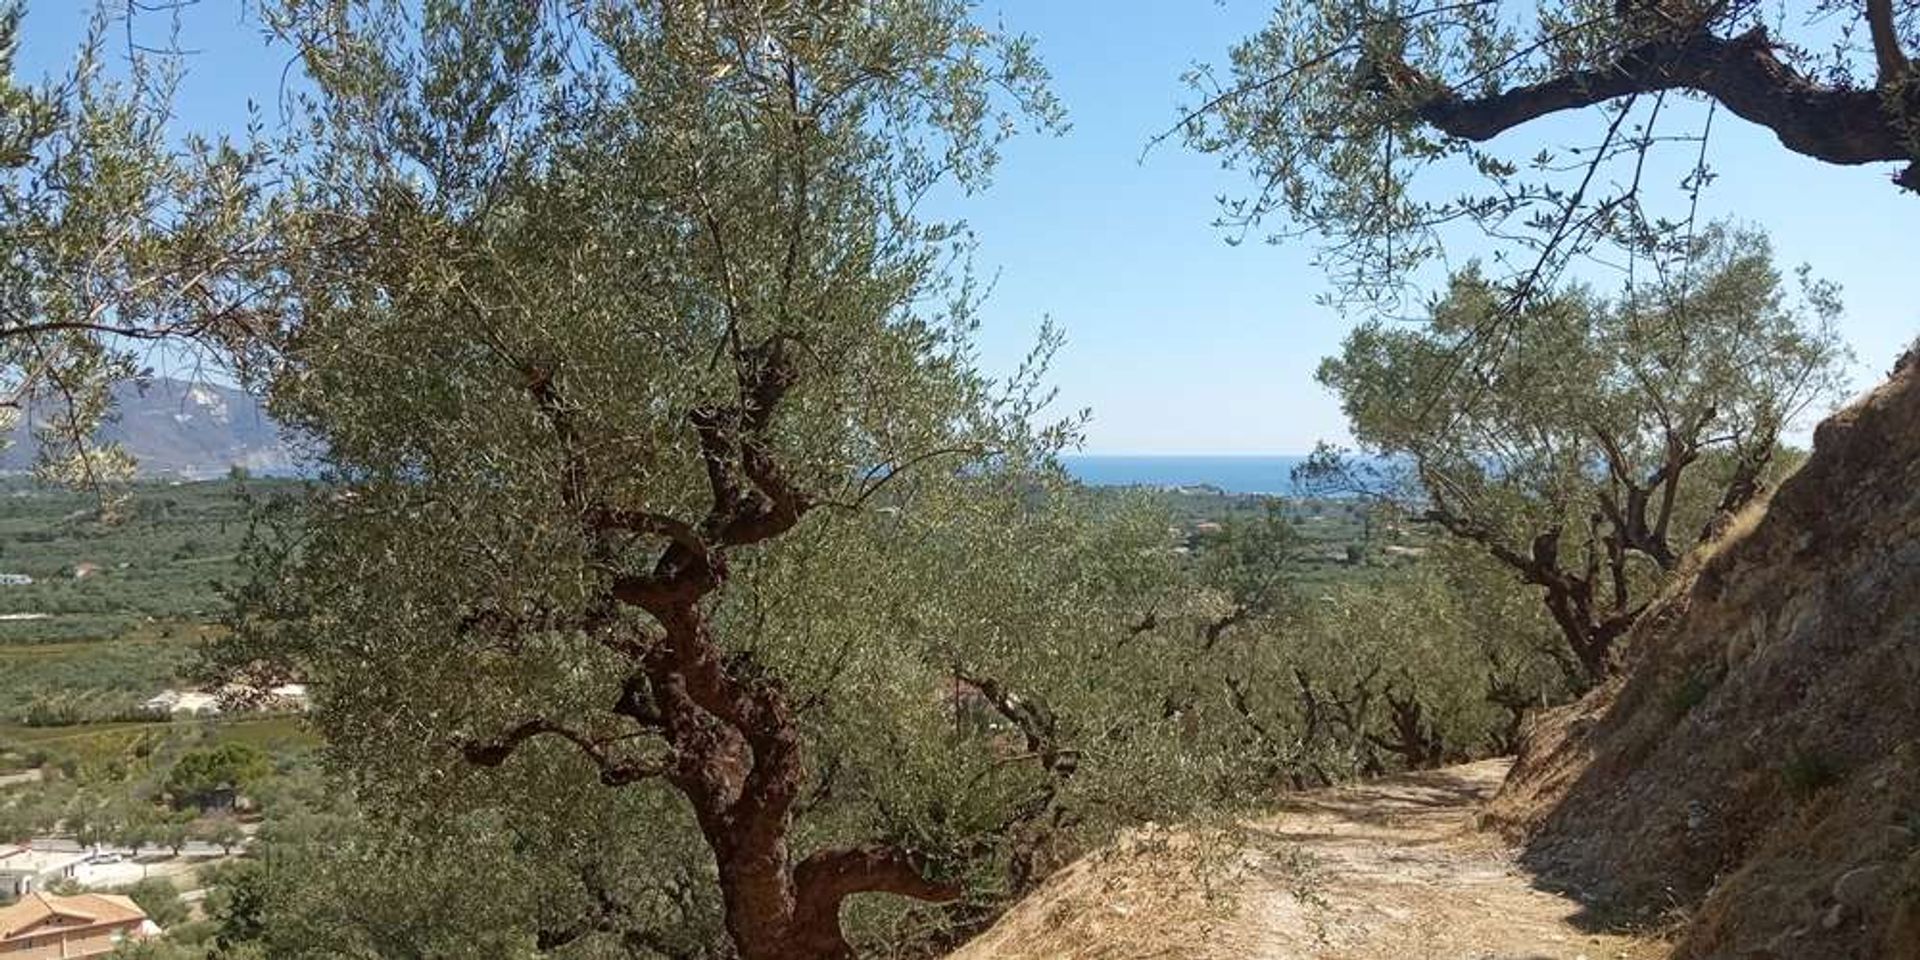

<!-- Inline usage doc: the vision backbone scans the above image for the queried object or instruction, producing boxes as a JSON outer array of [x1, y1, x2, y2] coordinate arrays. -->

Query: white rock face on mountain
[[1, 378, 298, 479]]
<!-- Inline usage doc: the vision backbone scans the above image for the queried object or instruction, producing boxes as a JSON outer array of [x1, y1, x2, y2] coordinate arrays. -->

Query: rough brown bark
[[468, 339, 960, 960], [1591, 429, 1683, 572], [1201, 606, 1251, 651], [1402, 26, 1919, 189], [1420, 499, 1636, 686], [953, 668, 1085, 900], [1867, 0, 1911, 85], [1367, 688, 1448, 768]]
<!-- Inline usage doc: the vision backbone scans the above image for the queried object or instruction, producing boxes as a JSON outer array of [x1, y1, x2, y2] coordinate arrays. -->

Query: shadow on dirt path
[[949, 759, 1668, 960]]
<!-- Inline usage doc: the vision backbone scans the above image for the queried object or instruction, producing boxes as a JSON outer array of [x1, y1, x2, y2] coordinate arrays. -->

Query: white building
[[0, 846, 88, 898], [267, 684, 311, 712], [140, 691, 222, 718]]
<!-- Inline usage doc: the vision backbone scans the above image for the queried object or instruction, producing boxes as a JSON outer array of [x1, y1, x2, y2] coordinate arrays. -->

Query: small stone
[[1821, 903, 1845, 931], [1832, 865, 1887, 907], [1685, 800, 1708, 832]]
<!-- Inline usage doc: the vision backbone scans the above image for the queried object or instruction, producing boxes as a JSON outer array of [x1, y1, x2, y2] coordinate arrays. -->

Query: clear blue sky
[[19, 2, 1915, 454]]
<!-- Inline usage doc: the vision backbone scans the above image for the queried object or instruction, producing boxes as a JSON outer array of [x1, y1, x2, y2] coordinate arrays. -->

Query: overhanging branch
[[1406, 27, 1916, 182]]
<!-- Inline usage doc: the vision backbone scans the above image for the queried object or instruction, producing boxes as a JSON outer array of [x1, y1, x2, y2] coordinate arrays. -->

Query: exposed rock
[[1831, 865, 1886, 909]]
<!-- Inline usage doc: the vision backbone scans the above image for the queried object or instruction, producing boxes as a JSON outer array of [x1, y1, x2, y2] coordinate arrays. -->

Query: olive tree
[[1191, 500, 1300, 650], [1305, 225, 1848, 682], [1, 3, 271, 492], [212, 3, 1257, 957], [1213, 572, 1490, 781], [1181, 0, 1920, 309], [1183, 503, 1568, 782], [230, 472, 1220, 958]]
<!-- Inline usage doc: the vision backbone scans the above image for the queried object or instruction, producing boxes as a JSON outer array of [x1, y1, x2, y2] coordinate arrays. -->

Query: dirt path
[[948, 760, 1667, 960], [0, 769, 42, 789]]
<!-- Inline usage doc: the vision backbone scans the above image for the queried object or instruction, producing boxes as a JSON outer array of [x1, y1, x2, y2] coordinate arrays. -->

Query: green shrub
[[122, 877, 191, 928], [1664, 671, 1717, 718], [1781, 748, 1843, 799], [165, 743, 271, 810]]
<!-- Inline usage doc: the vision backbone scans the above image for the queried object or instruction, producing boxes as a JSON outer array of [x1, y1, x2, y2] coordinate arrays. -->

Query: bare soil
[[948, 760, 1668, 960]]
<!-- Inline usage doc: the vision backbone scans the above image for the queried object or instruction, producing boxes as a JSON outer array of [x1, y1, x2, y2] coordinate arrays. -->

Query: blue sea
[[1060, 455, 1310, 495]]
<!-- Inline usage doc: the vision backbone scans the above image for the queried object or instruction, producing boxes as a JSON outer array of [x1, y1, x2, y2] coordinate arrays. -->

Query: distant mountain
[[2, 378, 299, 479]]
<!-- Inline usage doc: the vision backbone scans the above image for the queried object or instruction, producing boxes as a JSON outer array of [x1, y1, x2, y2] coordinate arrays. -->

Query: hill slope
[[1491, 350, 1920, 959]]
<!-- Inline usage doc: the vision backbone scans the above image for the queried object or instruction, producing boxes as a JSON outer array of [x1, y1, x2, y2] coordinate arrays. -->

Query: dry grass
[[949, 761, 1668, 960]]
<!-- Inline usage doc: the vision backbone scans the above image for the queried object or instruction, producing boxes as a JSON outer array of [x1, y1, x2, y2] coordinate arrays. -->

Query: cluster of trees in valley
[[2, 0, 1909, 957]]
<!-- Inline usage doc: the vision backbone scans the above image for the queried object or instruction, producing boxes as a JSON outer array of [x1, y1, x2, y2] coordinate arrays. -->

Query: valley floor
[[950, 760, 1669, 960]]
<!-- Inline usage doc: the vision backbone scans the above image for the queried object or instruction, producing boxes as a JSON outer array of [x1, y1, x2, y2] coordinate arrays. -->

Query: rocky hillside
[[2, 377, 296, 479], [1491, 349, 1920, 959]]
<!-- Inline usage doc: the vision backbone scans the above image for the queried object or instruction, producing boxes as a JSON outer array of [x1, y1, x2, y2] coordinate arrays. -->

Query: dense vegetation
[[0, 479, 274, 631], [0, 720, 327, 960], [0, 480, 293, 729], [1304, 226, 1849, 683], [0, 471, 1543, 958], [0, 0, 1894, 957]]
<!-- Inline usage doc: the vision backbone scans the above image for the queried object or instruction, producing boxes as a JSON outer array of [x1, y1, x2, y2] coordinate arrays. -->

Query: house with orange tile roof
[[0, 892, 155, 958]]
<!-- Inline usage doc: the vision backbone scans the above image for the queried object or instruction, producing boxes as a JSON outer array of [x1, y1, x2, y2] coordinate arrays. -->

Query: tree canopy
[[0, 1, 1873, 956], [165, 742, 272, 809], [1306, 224, 1849, 680], [0, 3, 271, 496], [1181, 0, 1920, 308], [206, 2, 1279, 957]]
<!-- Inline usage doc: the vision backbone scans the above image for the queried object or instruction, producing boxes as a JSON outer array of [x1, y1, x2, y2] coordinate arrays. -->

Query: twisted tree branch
[[1405, 27, 1917, 184], [460, 719, 670, 786]]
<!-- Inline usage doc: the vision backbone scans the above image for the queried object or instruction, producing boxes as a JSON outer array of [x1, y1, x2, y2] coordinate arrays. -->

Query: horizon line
[[1063, 451, 1316, 459]]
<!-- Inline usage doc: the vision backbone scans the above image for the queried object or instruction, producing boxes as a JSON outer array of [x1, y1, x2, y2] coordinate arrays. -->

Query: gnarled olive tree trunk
[[465, 346, 958, 959]]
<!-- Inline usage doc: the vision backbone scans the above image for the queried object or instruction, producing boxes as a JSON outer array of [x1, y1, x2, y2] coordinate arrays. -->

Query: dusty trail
[[948, 760, 1666, 960]]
